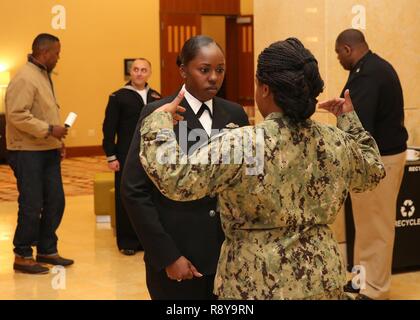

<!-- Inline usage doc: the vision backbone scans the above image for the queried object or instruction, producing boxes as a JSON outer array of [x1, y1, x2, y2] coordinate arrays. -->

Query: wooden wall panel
[[160, 13, 201, 96], [160, 0, 240, 15], [199, 0, 240, 15], [225, 16, 254, 108], [160, 0, 199, 13]]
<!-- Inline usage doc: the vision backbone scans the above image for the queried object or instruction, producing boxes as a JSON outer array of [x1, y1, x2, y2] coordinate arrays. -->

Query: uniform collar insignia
[[151, 92, 161, 99], [225, 122, 239, 129]]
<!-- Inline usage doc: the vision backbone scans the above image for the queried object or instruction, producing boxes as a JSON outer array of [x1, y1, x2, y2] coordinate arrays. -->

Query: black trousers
[[8, 150, 65, 258], [145, 262, 217, 300], [115, 167, 142, 251]]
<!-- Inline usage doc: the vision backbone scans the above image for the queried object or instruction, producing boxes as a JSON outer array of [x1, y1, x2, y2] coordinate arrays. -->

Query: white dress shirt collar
[[181, 85, 213, 136], [181, 84, 213, 114]]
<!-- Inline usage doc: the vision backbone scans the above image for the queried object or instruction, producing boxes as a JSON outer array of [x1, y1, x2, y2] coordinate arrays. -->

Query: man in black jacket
[[102, 58, 161, 255], [336, 29, 408, 300]]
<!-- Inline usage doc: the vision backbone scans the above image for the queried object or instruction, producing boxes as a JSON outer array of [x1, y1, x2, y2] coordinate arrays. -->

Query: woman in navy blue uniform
[[121, 36, 249, 299]]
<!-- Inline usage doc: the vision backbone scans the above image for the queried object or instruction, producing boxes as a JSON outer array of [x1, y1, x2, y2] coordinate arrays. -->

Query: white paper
[[406, 149, 420, 161], [64, 112, 77, 127]]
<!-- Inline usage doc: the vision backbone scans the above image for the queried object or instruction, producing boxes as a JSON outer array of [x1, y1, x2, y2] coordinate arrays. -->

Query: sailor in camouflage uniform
[[139, 38, 385, 299]]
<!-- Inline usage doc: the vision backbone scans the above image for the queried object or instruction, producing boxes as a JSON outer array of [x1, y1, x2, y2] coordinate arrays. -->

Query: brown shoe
[[343, 280, 360, 294], [14, 256, 49, 274], [36, 254, 74, 267], [120, 249, 136, 256], [355, 293, 374, 300]]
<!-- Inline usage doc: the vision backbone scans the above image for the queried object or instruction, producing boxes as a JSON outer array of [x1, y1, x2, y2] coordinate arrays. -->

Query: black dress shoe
[[14, 257, 49, 274], [36, 254, 74, 266], [355, 293, 373, 300], [343, 280, 360, 294], [120, 249, 136, 256]]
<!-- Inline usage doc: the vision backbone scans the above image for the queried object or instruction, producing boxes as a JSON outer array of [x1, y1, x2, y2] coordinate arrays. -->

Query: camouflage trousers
[[219, 289, 352, 300], [302, 289, 352, 300]]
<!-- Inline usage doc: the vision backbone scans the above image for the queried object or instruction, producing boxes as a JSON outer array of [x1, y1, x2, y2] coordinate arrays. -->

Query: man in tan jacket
[[6, 33, 74, 274]]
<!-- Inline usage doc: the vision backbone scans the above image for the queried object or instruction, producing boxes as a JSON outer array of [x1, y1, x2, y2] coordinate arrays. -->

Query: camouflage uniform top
[[140, 111, 385, 299]]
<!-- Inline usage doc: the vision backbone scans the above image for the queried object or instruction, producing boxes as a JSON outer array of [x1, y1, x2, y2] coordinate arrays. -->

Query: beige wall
[[254, 0, 420, 145], [201, 16, 226, 53], [0, 0, 160, 147], [241, 0, 254, 15]]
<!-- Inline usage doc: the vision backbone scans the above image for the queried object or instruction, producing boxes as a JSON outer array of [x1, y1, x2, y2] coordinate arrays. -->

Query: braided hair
[[256, 38, 324, 123]]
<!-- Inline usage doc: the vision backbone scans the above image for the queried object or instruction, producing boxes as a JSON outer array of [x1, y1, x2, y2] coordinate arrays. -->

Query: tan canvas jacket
[[5, 62, 62, 150]]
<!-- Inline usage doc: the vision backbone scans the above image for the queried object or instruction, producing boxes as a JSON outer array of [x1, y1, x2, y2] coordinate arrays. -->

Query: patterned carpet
[[0, 156, 109, 202]]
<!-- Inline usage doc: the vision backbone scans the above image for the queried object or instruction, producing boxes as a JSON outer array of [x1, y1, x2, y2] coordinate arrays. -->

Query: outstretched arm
[[319, 90, 385, 192], [139, 91, 247, 201]]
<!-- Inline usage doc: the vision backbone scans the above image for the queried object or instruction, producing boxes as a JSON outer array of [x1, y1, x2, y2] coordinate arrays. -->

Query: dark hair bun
[[256, 37, 324, 123], [178, 35, 222, 67]]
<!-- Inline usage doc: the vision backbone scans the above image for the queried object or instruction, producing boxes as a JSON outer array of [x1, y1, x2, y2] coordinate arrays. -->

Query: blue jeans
[[8, 150, 65, 258]]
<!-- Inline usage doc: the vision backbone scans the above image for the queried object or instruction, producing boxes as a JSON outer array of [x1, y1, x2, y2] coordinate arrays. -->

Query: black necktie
[[196, 103, 213, 119]]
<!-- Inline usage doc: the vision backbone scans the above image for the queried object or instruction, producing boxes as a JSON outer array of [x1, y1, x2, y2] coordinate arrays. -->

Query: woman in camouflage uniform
[[138, 38, 385, 299]]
